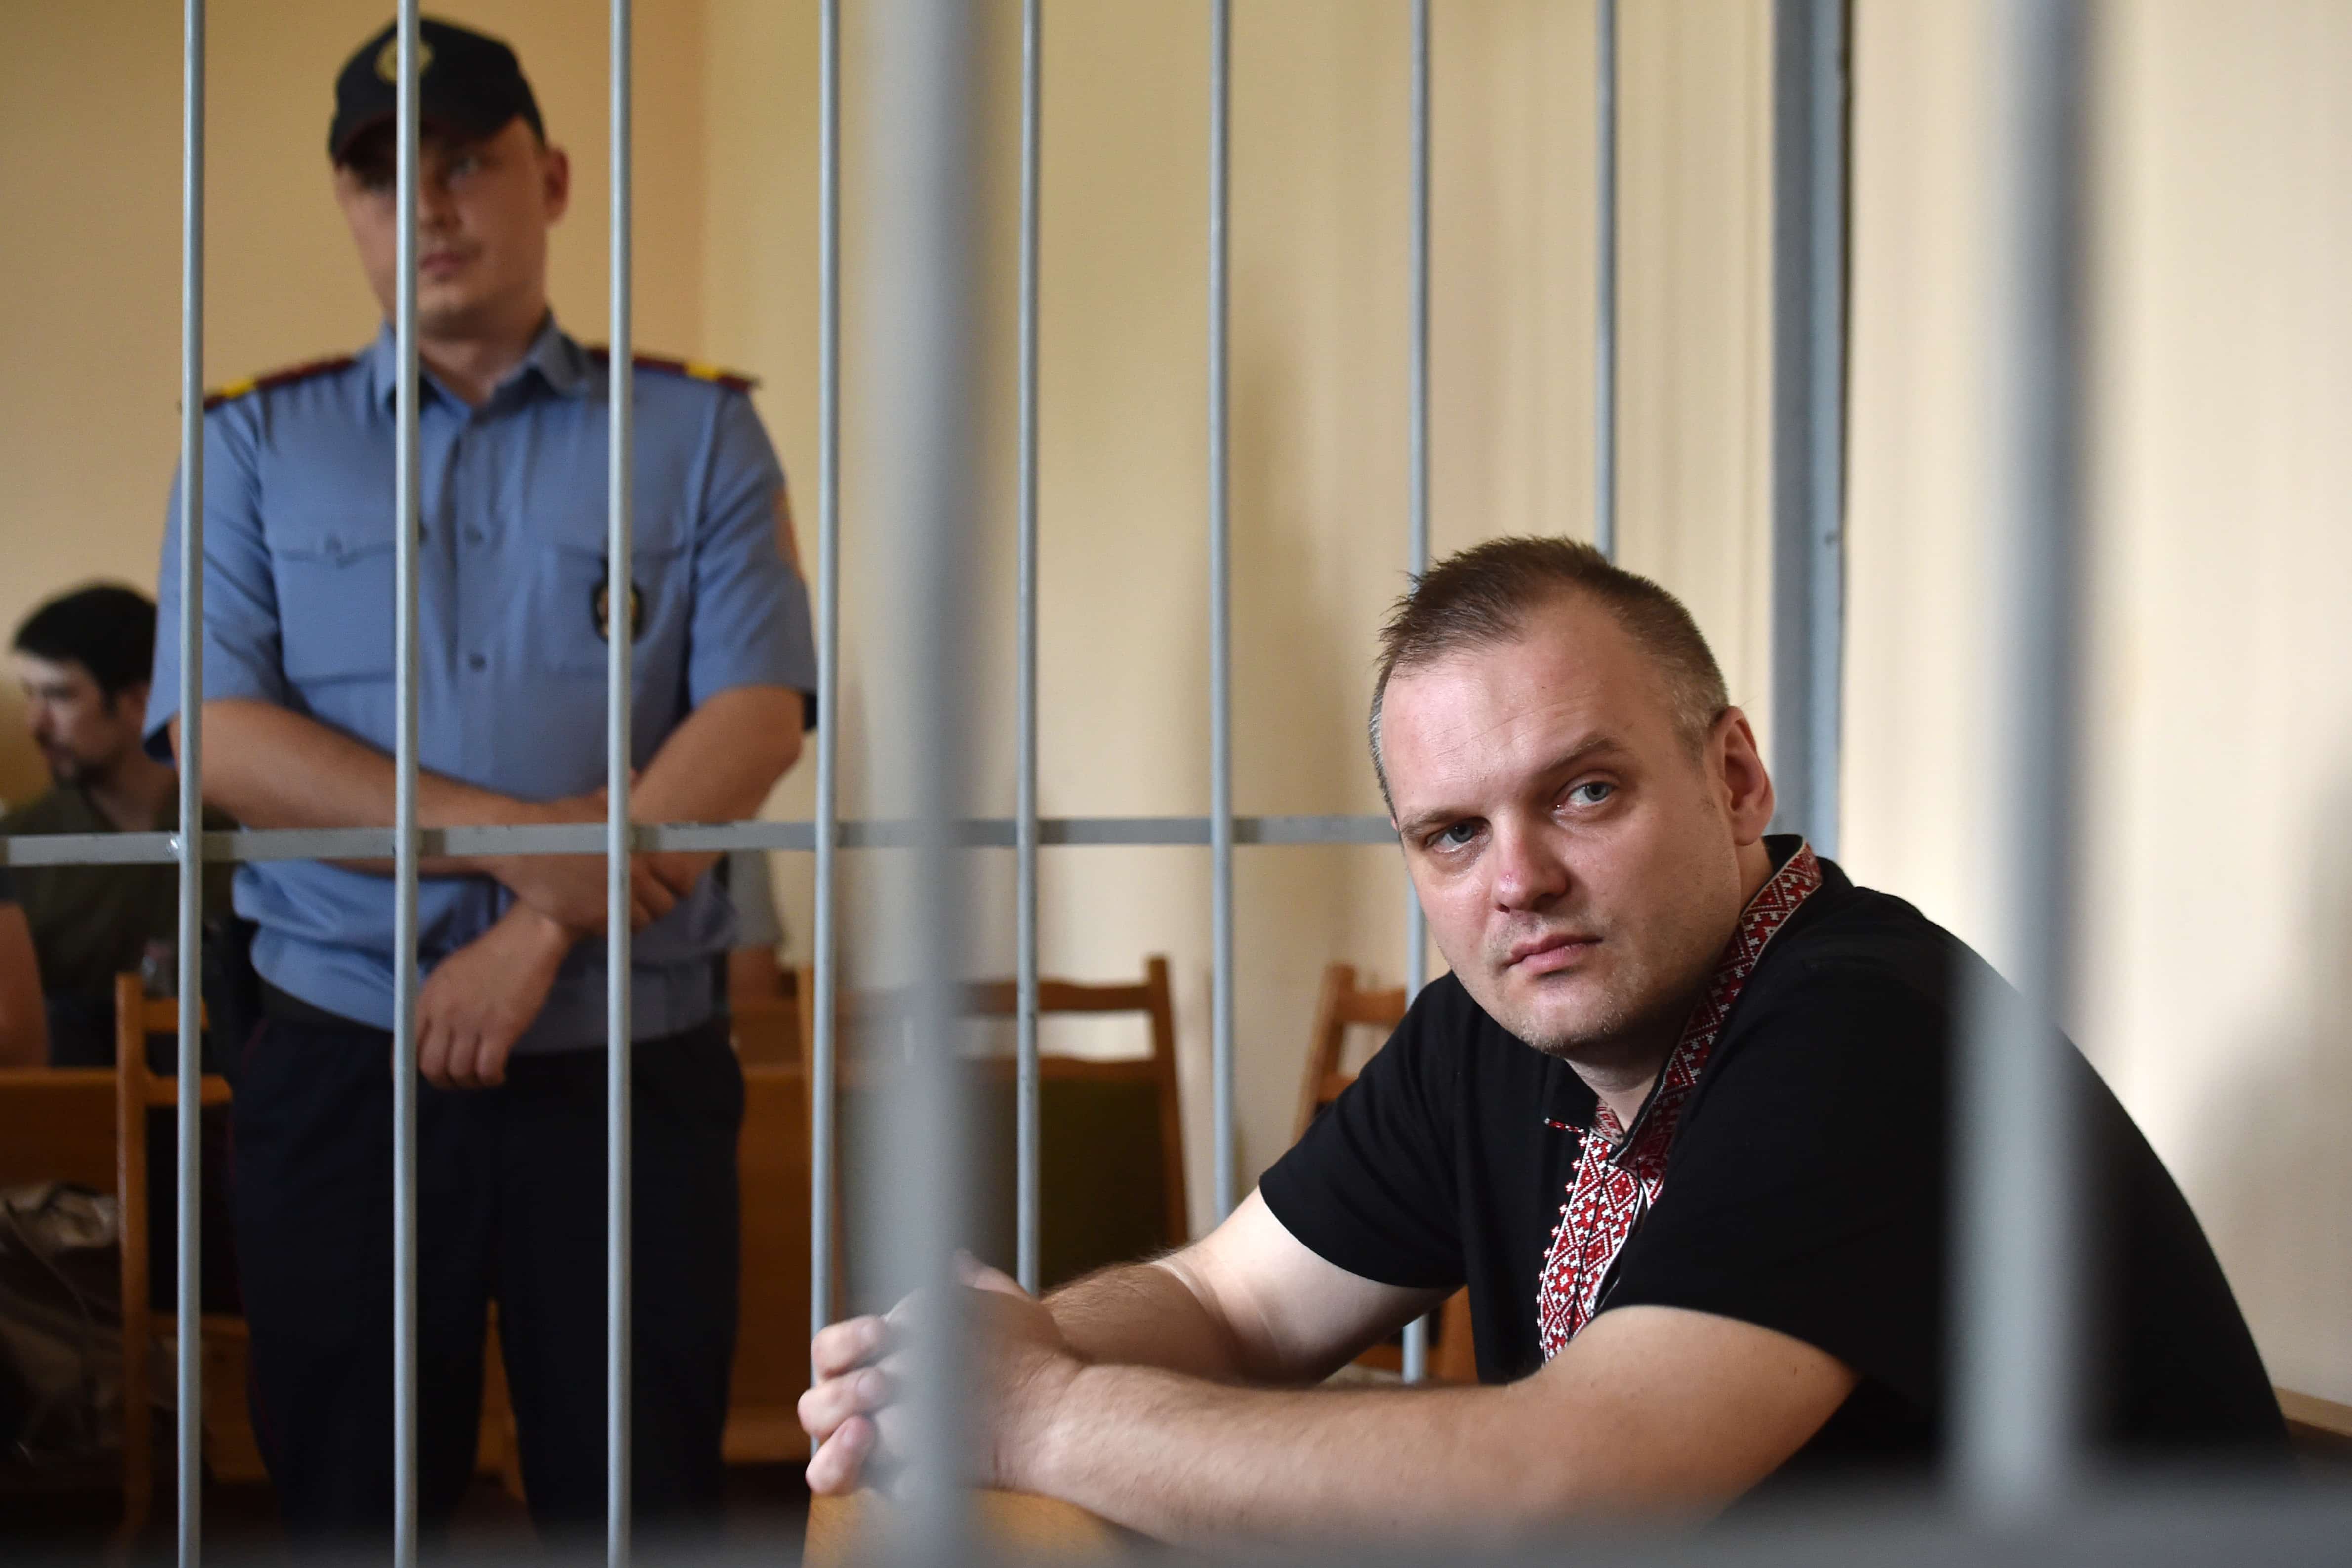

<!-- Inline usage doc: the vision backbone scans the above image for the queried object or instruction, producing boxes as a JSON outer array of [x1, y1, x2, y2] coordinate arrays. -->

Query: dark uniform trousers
[[229, 1006, 743, 1540]]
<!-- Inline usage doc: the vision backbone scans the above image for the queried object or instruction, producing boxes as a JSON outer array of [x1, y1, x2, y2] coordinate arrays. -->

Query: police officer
[[147, 19, 815, 1540]]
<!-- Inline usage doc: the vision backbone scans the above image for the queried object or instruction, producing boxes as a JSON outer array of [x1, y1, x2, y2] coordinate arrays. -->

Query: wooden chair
[[1297, 962, 1476, 1383], [801, 956, 1187, 1307], [725, 1058, 814, 1463], [731, 978, 803, 1069], [111, 977, 252, 1545]]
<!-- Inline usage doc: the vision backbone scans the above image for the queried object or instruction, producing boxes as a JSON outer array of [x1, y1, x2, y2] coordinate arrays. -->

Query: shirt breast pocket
[[536, 525, 690, 681], [273, 522, 398, 684]]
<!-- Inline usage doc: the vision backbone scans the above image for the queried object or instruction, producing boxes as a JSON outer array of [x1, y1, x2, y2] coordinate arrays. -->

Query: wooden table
[[805, 1490, 1123, 1561]]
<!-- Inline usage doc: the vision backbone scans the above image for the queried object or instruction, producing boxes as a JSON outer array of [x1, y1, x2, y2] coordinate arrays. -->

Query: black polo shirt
[[1260, 845, 2285, 1473]]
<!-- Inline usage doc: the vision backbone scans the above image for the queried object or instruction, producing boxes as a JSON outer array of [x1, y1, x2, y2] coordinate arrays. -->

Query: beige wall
[[694, 0, 1774, 1228], [1845, 0, 2352, 1400]]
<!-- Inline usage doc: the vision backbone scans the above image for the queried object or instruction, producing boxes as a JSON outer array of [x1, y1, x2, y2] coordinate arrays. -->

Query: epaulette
[[203, 354, 357, 411], [585, 345, 760, 394]]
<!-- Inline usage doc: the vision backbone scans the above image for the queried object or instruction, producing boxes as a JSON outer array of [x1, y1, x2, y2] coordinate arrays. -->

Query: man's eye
[[1565, 781, 1616, 808], [1429, 821, 1481, 851]]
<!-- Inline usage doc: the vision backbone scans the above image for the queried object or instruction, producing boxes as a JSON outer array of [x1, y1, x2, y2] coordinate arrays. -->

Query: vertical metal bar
[[864, 0, 979, 1551], [1015, 0, 1044, 1296], [605, 0, 636, 1557], [389, 3, 423, 1561], [174, 2, 205, 1559], [810, 0, 842, 1358], [1957, 0, 2085, 1518], [1594, 0, 1618, 561], [1400, 0, 1433, 1387], [1768, 0, 1850, 859], [1208, 0, 1237, 1225]]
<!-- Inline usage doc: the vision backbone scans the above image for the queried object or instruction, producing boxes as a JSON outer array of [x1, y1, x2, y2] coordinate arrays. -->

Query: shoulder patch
[[584, 345, 760, 394], [203, 354, 357, 410]]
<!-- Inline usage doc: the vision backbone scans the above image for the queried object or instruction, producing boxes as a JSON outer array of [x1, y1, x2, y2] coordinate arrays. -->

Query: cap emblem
[[374, 37, 434, 83]]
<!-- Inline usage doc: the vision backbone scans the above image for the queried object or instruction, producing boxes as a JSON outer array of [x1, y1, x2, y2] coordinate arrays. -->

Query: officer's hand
[[491, 792, 681, 934], [418, 905, 571, 1089], [499, 851, 681, 933], [642, 851, 717, 902]]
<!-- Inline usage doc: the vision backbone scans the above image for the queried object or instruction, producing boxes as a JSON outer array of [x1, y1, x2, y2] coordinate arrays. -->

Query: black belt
[[259, 979, 373, 1031]]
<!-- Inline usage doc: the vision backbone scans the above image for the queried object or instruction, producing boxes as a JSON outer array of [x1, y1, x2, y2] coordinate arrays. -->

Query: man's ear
[[1715, 707, 1776, 845], [116, 681, 152, 724], [540, 143, 571, 224]]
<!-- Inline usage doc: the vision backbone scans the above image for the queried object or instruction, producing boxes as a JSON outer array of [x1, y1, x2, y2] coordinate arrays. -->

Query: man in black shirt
[[799, 537, 2283, 1542]]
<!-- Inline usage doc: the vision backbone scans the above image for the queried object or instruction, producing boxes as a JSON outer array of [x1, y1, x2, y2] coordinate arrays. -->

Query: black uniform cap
[[328, 17, 544, 164]]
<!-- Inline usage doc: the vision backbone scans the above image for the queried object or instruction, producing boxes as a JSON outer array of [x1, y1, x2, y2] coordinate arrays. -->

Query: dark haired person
[[5, 584, 230, 1064], [800, 536, 2284, 1543], [148, 16, 814, 1544]]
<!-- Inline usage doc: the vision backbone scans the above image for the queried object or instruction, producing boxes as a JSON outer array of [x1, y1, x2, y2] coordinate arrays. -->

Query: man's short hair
[[13, 584, 158, 703], [1368, 536, 1729, 811]]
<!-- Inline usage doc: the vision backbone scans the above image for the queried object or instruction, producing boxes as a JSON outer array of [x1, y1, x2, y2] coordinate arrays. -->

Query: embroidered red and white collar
[[1535, 843, 1825, 1358]]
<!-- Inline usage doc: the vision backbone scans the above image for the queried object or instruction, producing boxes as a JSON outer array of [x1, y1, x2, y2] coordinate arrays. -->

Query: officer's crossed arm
[[170, 704, 680, 932]]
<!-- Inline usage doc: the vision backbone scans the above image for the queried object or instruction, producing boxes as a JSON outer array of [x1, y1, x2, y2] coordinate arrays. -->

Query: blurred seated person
[[5, 585, 232, 1065], [799, 538, 2284, 1545]]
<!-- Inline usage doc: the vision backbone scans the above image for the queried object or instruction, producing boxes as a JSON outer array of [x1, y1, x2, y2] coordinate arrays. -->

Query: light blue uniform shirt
[[149, 318, 817, 1052]]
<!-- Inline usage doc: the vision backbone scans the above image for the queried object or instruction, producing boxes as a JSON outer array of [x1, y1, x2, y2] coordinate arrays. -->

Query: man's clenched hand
[[799, 1257, 1081, 1497], [417, 903, 571, 1088]]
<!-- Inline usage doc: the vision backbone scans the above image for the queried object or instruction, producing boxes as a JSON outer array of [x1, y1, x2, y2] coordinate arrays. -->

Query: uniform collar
[[366, 313, 588, 408]]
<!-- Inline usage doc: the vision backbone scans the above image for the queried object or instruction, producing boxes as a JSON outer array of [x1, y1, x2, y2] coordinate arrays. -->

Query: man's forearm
[[1025, 1366, 1566, 1546], [181, 701, 537, 876], [1044, 1262, 1257, 1381], [628, 685, 804, 883], [632, 686, 803, 822]]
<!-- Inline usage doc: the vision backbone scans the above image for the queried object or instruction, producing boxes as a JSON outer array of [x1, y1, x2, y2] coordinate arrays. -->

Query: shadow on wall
[[2191, 768, 2352, 1404]]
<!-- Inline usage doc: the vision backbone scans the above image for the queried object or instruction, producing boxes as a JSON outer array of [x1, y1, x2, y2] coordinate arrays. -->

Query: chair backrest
[[1292, 962, 1478, 1384], [113, 975, 226, 1537], [729, 1060, 814, 1459], [732, 965, 803, 1066], [1295, 963, 1408, 1141], [802, 956, 1186, 1299]]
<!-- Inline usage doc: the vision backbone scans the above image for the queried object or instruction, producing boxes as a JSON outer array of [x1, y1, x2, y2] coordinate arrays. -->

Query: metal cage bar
[[810, 0, 843, 1359], [1956, 0, 2087, 1516], [0, 813, 1416, 869], [1015, 0, 1044, 1298], [389, 4, 425, 1561], [1400, 0, 1433, 1387], [1594, 0, 1618, 562], [863, 0, 981, 1549], [1768, 0, 1850, 858], [173, 2, 206, 1560], [604, 0, 636, 1556], [1207, 0, 1237, 1223]]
